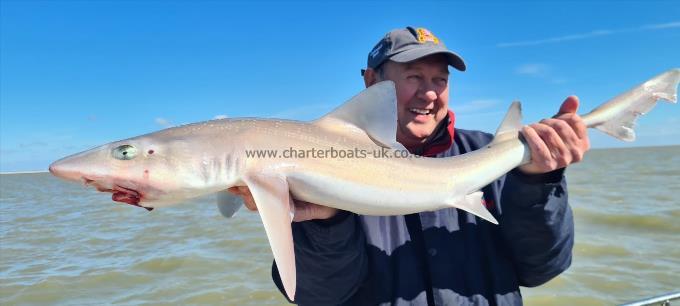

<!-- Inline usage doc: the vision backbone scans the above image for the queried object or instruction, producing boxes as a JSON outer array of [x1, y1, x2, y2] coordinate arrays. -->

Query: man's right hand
[[227, 186, 339, 222]]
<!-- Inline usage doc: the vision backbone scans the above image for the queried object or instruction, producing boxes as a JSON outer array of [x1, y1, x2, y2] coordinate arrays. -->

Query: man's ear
[[363, 68, 379, 88]]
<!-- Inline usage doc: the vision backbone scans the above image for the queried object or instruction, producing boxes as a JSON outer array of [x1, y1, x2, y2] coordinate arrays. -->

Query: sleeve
[[271, 210, 368, 305], [498, 168, 574, 287]]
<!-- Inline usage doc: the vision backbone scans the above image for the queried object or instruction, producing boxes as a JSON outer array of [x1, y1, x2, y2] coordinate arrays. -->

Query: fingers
[[522, 125, 550, 172], [226, 186, 338, 221], [553, 113, 590, 159], [292, 200, 338, 222], [522, 123, 568, 173], [537, 119, 573, 166], [227, 186, 258, 211], [520, 107, 590, 174], [556, 113, 588, 141], [519, 95, 591, 174], [227, 186, 242, 195], [292, 201, 312, 222]]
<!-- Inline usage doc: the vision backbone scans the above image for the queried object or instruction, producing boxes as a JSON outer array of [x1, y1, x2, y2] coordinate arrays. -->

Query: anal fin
[[448, 191, 498, 224]]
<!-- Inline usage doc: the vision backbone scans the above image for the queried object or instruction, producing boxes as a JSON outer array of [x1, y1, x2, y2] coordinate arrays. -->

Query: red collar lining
[[421, 110, 455, 157]]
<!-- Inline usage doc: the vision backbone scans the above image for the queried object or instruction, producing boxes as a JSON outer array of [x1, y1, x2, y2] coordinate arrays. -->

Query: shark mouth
[[84, 177, 153, 211]]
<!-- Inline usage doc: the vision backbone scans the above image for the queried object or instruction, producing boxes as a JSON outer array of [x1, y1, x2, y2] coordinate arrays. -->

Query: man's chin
[[397, 129, 434, 148], [408, 123, 437, 136]]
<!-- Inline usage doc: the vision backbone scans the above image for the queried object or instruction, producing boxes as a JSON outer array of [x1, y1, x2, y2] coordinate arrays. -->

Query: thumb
[[557, 95, 580, 116]]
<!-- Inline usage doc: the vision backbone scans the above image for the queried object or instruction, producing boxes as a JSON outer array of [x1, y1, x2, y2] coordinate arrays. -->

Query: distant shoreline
[[0, 170, 49, 175], [590, 144, 680, 151]]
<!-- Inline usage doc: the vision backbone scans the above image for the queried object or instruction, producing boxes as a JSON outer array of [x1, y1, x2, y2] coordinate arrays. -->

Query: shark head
[[49, 134, 206, 211]]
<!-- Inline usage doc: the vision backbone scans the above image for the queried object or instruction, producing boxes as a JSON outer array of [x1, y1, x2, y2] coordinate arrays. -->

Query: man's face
[[380, 55, 450, 149]]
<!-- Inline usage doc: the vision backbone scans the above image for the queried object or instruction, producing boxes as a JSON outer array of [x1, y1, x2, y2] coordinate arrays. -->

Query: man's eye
[[407, 75, 421, 80]]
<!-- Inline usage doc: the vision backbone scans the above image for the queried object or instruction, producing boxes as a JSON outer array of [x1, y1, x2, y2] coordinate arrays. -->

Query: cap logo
[[416, 28, 440, 44], [370, 43, 383, 58]]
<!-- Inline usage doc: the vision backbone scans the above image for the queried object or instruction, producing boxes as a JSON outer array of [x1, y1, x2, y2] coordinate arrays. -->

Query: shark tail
[[443, 69, 679, 226], [582, 68, 680, 141]]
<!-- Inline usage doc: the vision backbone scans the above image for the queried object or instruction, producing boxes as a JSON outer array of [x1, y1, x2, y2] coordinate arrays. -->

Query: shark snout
[[49, 158, 85, 182]]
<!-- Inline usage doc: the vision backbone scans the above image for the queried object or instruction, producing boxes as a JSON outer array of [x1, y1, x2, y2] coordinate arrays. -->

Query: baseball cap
[[362, 26, 466, 76]]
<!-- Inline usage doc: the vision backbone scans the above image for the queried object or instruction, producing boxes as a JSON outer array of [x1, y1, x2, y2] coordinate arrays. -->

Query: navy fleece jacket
[[272, 121, 574, 306]]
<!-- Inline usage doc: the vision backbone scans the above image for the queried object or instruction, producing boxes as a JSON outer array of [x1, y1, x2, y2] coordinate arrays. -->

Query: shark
[[49, 68, 679, 301]]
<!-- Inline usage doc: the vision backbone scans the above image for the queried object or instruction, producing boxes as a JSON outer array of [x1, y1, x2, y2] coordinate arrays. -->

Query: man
[[230, 26, 589, 305]]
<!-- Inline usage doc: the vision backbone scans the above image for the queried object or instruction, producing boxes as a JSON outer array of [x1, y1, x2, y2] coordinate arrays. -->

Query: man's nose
[[424, 90, 437, 101], [418, 87, 438, 101]]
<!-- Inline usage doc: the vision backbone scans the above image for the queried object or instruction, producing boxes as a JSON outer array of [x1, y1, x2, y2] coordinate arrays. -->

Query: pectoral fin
[[216, 190, 243, 218], [242, 173, 296, 301]]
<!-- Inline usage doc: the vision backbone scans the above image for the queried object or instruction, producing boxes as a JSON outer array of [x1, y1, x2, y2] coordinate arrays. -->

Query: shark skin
[[49, 68, 679, 301]]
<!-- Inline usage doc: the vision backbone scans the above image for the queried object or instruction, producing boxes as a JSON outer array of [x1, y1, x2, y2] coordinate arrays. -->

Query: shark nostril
[[81, 177, 96, 187], [48, 162, 63, 175]]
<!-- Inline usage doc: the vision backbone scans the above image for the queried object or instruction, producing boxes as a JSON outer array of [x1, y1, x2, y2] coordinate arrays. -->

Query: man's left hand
[[519, 96, 591, 175]]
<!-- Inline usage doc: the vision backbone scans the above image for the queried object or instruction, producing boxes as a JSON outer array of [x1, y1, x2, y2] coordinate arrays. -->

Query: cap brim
[[390, 47, 466, 71]]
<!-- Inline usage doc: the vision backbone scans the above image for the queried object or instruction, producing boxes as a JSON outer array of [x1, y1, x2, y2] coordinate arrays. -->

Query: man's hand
[[519, 96, 590, 175], [227, 186, 339, 222]]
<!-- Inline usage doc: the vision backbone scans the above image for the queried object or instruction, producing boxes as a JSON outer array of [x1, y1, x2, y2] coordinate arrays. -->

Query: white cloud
[[515, 63, 550, 77], [514, 63, 567, 84], [497, 21, 680, 48], [641, 21, 680, 30], [550, 78, 567, 85], [213, 114, 228, 120], [155, 117, 173, 127]]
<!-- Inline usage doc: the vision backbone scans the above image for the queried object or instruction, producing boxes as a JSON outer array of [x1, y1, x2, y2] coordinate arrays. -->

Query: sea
[[1, 146, 678, 306]]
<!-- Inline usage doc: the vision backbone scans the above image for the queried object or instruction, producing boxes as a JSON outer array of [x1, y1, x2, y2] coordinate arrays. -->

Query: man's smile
[[408, 107, 433, 115]]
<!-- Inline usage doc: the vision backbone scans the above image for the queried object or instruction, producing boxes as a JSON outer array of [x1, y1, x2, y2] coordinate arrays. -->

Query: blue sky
[[1, 1, 679, 172]]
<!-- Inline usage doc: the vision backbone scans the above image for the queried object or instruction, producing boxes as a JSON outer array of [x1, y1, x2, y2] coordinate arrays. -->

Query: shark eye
[[112, 145, 138, 160]]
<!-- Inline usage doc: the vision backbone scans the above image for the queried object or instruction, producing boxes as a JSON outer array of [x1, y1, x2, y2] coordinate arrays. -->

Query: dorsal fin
[[313, 81, 406, 150], [490, 101, 523, 145]]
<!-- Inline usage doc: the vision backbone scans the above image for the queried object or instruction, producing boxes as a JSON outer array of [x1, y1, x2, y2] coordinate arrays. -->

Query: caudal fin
[[582, 68, 680, 141]]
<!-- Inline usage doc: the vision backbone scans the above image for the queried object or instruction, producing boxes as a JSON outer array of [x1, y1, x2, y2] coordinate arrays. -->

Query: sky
[[1, 1, 679, 172]]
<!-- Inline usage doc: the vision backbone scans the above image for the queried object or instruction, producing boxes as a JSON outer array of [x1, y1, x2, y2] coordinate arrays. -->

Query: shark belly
[[285, 168, 455, 216]]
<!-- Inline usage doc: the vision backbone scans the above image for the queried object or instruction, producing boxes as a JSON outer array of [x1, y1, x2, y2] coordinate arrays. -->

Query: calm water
[[1, 146, 678, 305]]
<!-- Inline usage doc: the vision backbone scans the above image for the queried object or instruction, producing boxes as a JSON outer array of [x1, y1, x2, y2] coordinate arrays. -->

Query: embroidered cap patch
[[416, 28, 440, 44]]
